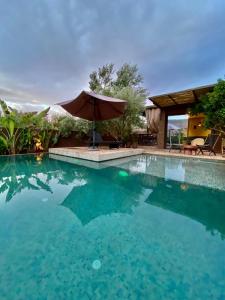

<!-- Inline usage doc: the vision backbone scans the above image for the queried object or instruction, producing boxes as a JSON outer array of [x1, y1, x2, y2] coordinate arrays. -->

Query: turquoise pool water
[[0, 154, 225, 299]]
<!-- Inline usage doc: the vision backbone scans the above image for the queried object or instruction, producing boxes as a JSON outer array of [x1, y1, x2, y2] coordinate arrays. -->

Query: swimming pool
[[0, 154, 225, 299]]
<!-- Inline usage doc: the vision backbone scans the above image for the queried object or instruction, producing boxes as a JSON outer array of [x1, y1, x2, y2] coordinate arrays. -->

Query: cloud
[[4, 101, 47, 112], [0, 0, 225, 111]]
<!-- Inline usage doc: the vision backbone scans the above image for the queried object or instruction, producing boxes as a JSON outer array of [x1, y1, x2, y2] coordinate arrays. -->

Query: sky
[[0, 0, 225, 112]]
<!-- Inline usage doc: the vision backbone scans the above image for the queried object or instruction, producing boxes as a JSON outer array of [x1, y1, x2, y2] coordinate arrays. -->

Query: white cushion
[[191, 138, 205, 146]]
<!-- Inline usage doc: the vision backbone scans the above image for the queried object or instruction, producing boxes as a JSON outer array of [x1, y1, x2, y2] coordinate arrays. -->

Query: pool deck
[[49, 147, 143, 162], [49, 146, 225, 163], [142, 146, 225, 162]]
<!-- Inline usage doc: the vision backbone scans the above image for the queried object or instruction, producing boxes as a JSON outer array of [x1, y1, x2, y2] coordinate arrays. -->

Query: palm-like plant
[[0, 100, 51, 154], [0, 100, 27, 154]]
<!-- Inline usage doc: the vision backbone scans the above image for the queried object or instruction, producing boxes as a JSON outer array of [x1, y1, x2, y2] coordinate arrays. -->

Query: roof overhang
[[149, 84, 215, 109]]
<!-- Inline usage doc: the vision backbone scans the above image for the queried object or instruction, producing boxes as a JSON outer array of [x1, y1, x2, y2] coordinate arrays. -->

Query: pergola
[[149, 84, 214, 109], [147, 84, 215, 148]]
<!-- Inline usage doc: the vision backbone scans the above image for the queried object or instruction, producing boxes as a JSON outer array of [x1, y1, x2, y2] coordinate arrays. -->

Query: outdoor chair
[[88, 132, 122, 149], [101, 135, 123, 149], [197, 134, 220, 155], [168, 129, 183, 152]]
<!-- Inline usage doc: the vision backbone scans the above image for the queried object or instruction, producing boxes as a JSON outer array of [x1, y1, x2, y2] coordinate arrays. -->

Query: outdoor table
[[183, 144, 198, 155]]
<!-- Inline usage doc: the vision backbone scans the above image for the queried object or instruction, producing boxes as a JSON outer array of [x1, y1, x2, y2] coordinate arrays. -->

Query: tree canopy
[[89, 63, 146, 94], [191, 79, 225, 134], [89, 63, 147, 142]]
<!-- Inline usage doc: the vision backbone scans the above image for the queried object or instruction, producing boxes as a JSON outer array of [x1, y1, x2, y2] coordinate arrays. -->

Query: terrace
[[144, 84, 225, 156]]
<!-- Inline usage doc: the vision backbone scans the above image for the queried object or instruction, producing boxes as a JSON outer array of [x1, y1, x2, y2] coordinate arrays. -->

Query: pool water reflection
[[0, 154, 225, 299]]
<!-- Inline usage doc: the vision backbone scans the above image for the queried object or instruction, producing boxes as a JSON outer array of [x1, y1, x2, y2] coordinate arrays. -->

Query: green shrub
[[54, 116, 76, 138], [52, 116, 90, 138]]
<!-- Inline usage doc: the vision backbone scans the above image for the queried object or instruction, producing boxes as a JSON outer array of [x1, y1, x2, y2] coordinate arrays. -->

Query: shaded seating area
[[57, 90, 127, 150], [147, 84, 216, 150], [181, 137, 205, 155], [167, 132, 221, 156]]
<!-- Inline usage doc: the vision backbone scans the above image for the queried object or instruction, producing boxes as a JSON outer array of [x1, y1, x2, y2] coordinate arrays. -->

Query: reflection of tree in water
[[145, 177, 225, 239], [0, 155, 51, 202], [61, 156, 225, 237], [0, 174, 52, 202], [0, 154, 88, 202], [1, 154, 225, 239], [103, 159, 225, 240]]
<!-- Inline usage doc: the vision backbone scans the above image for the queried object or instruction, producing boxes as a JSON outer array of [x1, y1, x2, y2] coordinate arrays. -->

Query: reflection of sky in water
[[107, 155, 225, 191], [165, 160, 185, 182], [0, 154, 225, 299]]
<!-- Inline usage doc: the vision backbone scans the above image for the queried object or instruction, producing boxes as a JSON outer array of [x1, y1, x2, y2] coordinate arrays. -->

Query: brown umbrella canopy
[[57, 90, 127, 121]]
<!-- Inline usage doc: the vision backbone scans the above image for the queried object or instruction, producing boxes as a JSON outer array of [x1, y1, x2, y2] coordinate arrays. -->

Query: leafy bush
[[74, 119, 90, 137], [52, 115, 90, 138], [57, 116, 77, 137], [0, 100, 56, 154]]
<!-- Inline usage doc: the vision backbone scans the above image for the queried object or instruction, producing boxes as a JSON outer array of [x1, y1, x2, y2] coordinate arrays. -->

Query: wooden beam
[[192, 90, 199, 102], [168, 95, 178, 105], [150, 99, 162, 109], [164, 103, 190, 115]]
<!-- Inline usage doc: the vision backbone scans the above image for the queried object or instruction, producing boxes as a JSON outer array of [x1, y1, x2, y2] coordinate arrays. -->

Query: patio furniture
[[168, 129, 183, 152], [197, 134, 220, 155], [102, 138, 123, 149], [88, 132, 122, 149], [191, 138, 205, 146], [138, 134, 157, 146], [183, 144, 198, 155]]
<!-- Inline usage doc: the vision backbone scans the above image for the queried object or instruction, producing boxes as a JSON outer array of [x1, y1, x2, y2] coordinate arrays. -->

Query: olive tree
[[89, 63, 147, 142]]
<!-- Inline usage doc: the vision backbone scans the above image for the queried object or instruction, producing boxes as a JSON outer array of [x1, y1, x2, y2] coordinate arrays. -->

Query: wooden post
[[157, 110, 167, 149]]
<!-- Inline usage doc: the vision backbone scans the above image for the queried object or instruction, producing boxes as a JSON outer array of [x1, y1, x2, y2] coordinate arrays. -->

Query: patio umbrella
[[57, 90, 127, 149]]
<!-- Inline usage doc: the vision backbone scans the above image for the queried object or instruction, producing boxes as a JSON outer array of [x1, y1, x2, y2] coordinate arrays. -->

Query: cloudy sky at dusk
[[0, 0, 225, 111]]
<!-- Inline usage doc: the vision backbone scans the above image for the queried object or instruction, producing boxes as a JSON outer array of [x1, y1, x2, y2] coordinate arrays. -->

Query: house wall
[[187, 114, 211, 137], [147, 107, 211, 149]]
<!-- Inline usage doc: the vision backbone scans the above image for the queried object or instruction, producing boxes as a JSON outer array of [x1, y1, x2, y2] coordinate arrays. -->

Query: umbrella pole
[[92, 119, 96, 149], [90, 99, 98, 150]]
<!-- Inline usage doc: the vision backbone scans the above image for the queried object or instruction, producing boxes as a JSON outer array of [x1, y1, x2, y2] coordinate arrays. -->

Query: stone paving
[[142, 146, 225, 162], [49, 147, 143, 162]]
